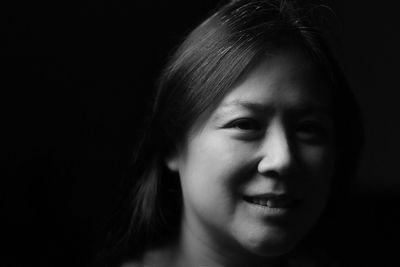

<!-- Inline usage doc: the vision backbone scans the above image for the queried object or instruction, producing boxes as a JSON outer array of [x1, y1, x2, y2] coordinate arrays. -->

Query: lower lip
[[243, 199, 293, 217]]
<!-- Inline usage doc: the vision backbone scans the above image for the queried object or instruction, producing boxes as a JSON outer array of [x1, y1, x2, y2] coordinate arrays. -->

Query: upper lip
[[247, 193, 288, 198], [243, 192, 303, 200]]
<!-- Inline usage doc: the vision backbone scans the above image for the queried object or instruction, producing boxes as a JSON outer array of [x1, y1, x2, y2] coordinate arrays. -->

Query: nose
[[257, 120, 294, 176]]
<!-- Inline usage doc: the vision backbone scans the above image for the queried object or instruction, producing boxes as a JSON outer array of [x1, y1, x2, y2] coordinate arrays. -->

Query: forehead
[[220, 47, 331, 111]]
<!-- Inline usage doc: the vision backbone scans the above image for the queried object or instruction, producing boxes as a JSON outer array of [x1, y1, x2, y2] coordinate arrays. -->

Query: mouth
[[242, 194, 298, 209]]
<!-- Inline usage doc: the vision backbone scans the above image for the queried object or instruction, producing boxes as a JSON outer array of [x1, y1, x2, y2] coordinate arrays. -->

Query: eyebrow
[[219, 100, 273, 113], [219, 100, 332, 115]]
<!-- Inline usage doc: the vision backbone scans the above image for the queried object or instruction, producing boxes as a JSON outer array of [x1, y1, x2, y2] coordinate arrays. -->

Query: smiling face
[[166, 47, 335, 262]]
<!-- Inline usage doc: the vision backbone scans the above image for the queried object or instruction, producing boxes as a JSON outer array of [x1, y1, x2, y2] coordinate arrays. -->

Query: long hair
[[102, 0, 363, 264]]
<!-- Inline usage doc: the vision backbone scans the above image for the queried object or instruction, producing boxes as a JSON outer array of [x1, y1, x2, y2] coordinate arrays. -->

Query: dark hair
[[103, 0, 363, 264]]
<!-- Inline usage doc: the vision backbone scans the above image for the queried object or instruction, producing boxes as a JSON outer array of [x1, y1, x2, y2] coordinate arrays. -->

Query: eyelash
[[295, 120, 328, 142], [225, 118, 329, 142], [224, 118, 329, 144], [226, 118, 262, 131]]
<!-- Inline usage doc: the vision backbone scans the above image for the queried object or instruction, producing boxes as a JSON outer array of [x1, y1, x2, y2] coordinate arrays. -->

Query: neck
[[169, 217, 281, 267]]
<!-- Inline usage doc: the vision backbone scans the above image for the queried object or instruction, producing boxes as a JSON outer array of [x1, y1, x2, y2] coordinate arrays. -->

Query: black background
[[2, 0, 400, 266]]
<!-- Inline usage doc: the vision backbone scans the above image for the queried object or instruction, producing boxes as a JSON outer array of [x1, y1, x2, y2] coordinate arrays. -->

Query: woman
[[102, 0, 363, 266]]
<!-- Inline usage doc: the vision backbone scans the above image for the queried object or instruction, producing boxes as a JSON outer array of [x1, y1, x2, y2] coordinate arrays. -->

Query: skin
[[144, 47, 336, 267]]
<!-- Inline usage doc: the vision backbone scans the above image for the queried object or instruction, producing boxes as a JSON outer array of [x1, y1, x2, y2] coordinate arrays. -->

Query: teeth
[[252, 198, 269, 206], [266, 198, 292, 208], [246, 196, 293, 208]]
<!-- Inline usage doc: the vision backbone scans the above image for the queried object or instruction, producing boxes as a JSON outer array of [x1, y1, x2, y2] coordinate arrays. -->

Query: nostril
[[257, 169, 280, 178]]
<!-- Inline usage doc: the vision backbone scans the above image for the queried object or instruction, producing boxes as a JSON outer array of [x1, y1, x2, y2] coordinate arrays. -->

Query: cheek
[[178, 134, 251, 211], [181, 133, 247, 179], [298, 144, 335, 205], [299, 144, 335, 177]]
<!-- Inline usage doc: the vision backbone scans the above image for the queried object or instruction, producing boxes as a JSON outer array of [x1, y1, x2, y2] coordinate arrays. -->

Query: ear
[[165, 152, 179, 172]]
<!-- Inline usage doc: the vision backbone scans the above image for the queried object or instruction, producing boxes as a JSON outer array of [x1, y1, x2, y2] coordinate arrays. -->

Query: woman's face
[[167, 47, 335, 259]]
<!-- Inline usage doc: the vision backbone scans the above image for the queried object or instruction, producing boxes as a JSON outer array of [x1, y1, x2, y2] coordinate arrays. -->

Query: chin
[[239, 229, 303, 258], [252, 241, 296, 258]]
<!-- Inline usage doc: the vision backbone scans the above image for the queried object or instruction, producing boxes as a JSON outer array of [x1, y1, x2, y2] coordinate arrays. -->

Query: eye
[[228, 118, 262, 131], [296, 120, 329, 143]]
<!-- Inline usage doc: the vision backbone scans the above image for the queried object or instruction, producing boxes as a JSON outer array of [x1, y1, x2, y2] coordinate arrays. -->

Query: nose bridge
[[257, 119, 293, 174]]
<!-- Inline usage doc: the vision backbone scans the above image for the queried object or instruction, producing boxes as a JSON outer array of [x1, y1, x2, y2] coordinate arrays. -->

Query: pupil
[[238, 120, 256, 130]]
